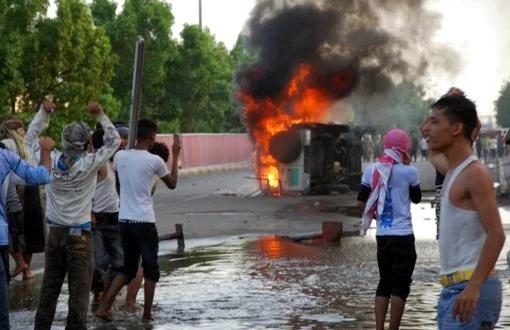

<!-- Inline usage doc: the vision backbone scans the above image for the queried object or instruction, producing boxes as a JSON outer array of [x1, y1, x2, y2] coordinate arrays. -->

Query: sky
[[48, 0, 510, 118]]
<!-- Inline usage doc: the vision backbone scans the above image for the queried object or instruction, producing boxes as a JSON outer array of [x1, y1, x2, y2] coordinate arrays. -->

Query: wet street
[[8, 199, 510, 329]]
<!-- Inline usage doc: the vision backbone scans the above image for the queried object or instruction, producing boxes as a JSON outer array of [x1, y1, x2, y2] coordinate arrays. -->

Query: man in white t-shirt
[[357, 128, 421, 330], [96, 119, 180, 322]]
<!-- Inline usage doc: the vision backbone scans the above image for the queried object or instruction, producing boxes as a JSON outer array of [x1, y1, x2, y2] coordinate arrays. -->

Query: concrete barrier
[[157, 133, 252, 169]]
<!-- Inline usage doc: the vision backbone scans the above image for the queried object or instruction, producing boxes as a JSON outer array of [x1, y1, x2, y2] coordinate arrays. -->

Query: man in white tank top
[[421, 92, 505, 329], [90, 127, 123, 304]]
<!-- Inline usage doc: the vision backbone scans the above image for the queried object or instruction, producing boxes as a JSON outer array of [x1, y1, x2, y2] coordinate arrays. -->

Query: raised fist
[[39, 136, 55, 151], [86, 102, 103, 115], [172, 135, 181, 155], [42, 100, 56, 113]]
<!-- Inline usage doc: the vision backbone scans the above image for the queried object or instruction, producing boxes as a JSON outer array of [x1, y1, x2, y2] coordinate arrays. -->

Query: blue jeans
[[0, 245, 9, 329], [437, 277, 501, 329], [91, 213, 123, 293]]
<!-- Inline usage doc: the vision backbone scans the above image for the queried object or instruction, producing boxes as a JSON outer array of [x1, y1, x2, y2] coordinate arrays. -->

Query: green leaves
[[352, 81, 430, 135], [20, 0, 116, 139], [166, 25, 236, 132], [496, 81, 510, 128], [1, 0, 245, 136]]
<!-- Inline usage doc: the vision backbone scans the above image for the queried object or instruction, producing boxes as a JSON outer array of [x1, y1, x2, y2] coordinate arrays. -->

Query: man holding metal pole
[[95, 119, 180, 322], [96, 36, 181, 322]]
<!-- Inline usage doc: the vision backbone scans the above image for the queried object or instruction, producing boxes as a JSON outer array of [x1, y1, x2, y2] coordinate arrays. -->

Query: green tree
[[90, 0, 116, 36], [166, 25, 235, 132], [101, 0, 176, 120], [352, 81, 429, 135], [20, 0, 117, 139], [496, 81, 510, 127], [230, 35, 255, 67], [226, 35, 255, 132], [0, 0, 48, 114]]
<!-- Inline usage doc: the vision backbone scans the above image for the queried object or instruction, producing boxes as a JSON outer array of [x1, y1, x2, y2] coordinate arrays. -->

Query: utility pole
[[128, 36, 145, 149], [199, 0, 202, 29]]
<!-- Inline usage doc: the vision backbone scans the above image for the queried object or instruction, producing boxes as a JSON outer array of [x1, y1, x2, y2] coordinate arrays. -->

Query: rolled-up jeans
[[34, 226, 93, 330], [437, 276, 502, 329], [0, 245, 9, 329], [91, 212, 123, 293]]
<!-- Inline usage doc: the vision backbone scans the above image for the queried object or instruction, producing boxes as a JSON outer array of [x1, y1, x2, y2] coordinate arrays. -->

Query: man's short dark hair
[[91, 128, 105, 149], [137, 119, 158, 139], [149, 142, 170, 162], [431, 95, 478, 140]]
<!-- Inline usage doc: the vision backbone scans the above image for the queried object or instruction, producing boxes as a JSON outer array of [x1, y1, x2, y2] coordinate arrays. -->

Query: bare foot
[[11, 264, 28, 278], [22, 269, 35, 280], [95, 308, 113, 322], [142, 313, 153, 323], [91, 293, 103, 311], [124, 302, 137, 313]]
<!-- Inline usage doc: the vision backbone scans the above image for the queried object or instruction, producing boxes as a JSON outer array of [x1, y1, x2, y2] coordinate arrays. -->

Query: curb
[[179, 162, 251, 177]]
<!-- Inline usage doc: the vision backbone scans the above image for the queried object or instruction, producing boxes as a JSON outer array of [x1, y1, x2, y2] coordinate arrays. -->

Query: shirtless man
[[421, 93, 505, 329]]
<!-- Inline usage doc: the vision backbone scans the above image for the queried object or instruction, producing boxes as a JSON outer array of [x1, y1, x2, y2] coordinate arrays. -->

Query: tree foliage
[[101, 0, 176, 120], [496, 81, 510, 127], [352, 81, 430, 136], [20, 0, 117, 138], [164, 25, 235, 132], [0, 0, 48, 114], [1, 0, 249, 137]]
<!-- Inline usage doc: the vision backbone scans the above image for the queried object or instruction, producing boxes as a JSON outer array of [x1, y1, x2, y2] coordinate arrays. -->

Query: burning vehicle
[[236, 1, 453, 196], [266, 123, 366, 195], [238, 62, 365, 196]]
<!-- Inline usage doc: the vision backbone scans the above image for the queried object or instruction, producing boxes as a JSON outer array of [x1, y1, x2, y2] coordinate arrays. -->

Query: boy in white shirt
[[357, 128, 422, 330], [96, 119, 180, 322]]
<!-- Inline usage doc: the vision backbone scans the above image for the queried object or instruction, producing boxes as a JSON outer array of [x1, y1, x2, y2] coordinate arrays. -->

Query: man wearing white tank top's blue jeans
[[422, 92, 505, 329]]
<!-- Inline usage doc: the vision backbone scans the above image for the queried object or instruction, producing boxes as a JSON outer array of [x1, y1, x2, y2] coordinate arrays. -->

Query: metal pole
[[128, 36, 145, 149], [199, 0, 202, 29]]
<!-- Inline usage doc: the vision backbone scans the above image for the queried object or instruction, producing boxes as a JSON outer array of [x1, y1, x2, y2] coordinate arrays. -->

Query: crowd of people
[[358, 88, 506, 329], [363, 127, 510, 166], [0, 87, 507, 329], [0, 101, 180, 329]]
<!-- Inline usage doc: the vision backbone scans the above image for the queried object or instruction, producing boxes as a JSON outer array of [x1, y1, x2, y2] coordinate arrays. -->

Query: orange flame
[[240, 64, 336, 194]]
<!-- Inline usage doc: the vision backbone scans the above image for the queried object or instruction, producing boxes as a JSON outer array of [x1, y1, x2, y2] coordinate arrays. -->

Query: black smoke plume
[[236, 0, 458, 126]]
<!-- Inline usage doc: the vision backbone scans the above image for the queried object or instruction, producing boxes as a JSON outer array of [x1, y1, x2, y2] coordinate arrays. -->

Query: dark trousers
[[376, 234, 416, 301], [0, 246, 9, 329], [8, 211, 24, 254], [120, 222, 160, 283], [0, 245, 9, 284], [91, 212, 123, 294], [34, 227, 93, 330]]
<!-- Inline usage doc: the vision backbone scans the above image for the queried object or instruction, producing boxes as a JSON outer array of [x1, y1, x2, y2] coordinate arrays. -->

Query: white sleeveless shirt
[[439, 155, 485, 275], [92, 161, 119, 214]]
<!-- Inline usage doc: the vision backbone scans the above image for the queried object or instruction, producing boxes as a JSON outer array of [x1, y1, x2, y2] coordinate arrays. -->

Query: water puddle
[[8, 203, 510, 329]]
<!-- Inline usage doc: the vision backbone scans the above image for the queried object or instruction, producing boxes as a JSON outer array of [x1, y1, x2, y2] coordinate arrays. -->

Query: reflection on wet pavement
[[9, 202, 510, 329]]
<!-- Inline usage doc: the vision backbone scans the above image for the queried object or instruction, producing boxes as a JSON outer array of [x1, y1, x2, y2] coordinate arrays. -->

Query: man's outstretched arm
[[1, 138, 54, 186], [25, 100, 54, 149], [160, 137, 181, 190]]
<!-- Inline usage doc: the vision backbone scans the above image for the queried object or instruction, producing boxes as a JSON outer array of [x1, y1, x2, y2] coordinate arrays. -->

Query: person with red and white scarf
[[357, 128, 422, 330]]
